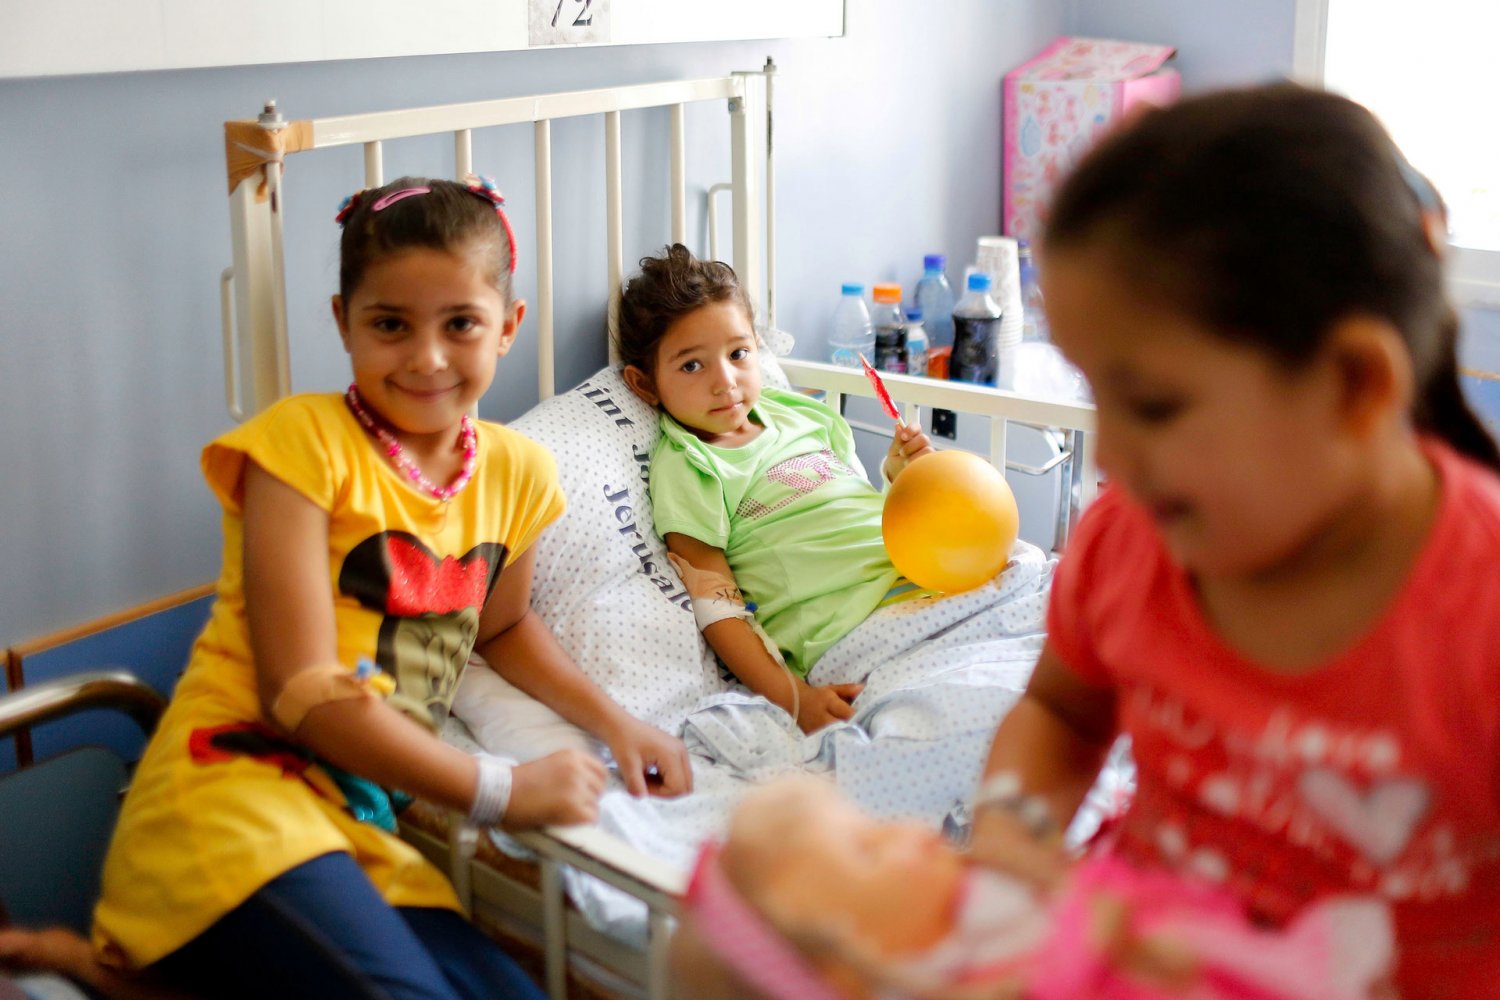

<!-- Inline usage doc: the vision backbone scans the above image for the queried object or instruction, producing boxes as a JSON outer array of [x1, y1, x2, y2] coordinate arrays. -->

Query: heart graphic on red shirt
[[1298, 769, 1430, 866]]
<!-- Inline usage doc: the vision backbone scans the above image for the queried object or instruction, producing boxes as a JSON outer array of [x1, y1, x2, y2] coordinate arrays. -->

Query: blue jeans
[[153, 852, 545, 1000]]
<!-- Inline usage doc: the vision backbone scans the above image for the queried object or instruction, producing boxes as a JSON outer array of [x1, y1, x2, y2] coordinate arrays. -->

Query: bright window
[[1295, 0, 1500, 306]]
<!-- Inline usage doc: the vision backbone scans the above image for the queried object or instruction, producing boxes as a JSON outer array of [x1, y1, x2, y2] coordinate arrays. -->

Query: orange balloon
[[882, 450, 1020, 594]]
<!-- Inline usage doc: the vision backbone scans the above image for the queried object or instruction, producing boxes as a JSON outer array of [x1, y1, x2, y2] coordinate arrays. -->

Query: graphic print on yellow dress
[[92, 393, 565, 969], [340, 532, 505, 726], [189, 721, 350, 805]]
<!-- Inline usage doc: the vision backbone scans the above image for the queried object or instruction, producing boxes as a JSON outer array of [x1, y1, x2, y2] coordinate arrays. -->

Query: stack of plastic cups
[[974, 236, 1025, 390]]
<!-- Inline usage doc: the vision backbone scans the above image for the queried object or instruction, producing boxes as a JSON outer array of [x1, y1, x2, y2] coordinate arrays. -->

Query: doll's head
[[674, 775, 971, 1000], [725, 774, 966, 954]]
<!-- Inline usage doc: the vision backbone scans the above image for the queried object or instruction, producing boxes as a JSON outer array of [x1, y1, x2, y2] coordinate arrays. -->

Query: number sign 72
[[552, 0, 593, 28]]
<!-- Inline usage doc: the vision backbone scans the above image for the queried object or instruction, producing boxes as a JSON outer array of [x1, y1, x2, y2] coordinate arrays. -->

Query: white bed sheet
[[455, 541, 1059, 945]]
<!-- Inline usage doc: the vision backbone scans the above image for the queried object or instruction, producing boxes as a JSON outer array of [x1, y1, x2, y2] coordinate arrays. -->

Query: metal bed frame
[[219, 62, 1098, 999]]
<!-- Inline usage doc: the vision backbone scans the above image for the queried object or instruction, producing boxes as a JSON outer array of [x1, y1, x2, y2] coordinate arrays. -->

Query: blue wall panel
[[14, 594, 212, 767], [0, 668, 15, 773]]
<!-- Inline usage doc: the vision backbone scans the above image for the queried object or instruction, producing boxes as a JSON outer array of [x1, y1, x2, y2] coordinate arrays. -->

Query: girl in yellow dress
[[88, 175, 692, 999]]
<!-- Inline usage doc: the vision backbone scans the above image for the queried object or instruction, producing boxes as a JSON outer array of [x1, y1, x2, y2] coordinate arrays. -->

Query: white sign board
[[1, 0, 843, 79]]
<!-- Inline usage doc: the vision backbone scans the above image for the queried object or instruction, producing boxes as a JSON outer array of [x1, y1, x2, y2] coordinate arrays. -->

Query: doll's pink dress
[[894, 855, 1393, 1000]]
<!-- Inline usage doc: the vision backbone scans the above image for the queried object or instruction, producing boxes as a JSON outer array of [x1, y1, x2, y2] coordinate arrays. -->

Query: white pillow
[[490, 350, 790, 735]]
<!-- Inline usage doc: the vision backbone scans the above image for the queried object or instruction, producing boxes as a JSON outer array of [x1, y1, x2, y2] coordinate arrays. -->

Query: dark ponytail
[[1414, 308, 1500, 469], [1044, 82, 1500, 472]]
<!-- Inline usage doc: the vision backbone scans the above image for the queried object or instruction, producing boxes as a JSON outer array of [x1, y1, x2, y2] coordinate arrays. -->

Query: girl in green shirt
[[619, 245, 934, 733]]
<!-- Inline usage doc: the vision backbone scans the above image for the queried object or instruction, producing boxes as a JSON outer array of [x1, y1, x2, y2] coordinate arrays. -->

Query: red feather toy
[[859, 353, 905, 427]]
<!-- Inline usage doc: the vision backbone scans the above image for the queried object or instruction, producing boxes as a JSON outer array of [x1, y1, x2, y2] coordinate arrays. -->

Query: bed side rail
[[516, 825, 682, 1000], [408, 815, 683, 1000], [778, 357, 1100, 544], [512, 824, 685, 914]]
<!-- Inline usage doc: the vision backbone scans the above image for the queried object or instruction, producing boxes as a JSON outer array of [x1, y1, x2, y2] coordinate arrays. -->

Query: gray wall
[[1070, 0, 1298, 88], [4, 0, 1492, 646], [0, 1, 1066, 644]]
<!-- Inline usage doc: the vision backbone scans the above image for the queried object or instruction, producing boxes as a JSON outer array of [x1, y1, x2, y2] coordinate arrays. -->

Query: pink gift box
[[1003, 37, 1180, 241]]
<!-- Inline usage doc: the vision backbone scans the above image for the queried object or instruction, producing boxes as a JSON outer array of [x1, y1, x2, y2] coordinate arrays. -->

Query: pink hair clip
[[464, 174, 519, 274], [370, 186, 432, 212], [334, 185, 432, 224], [682, 842, 851, 1000]]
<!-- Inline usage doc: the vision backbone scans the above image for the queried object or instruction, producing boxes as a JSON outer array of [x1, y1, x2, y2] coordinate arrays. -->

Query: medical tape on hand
[[692, 595, 752, 630], [270, 658, 397, 734], [704, 602, 800, 727], [668, 555, 761, 632], [669, 553, 800, 726]]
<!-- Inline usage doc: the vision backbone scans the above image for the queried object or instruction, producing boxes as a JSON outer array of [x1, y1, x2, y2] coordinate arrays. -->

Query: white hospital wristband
[[467, 754, 513, 827]]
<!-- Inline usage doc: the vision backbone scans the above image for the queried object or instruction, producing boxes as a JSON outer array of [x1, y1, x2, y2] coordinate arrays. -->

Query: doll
[[674, 775, 1395, 1000]]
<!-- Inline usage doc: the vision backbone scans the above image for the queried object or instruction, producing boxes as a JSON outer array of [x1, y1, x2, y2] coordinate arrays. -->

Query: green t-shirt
[[649, 387, 899, 675]]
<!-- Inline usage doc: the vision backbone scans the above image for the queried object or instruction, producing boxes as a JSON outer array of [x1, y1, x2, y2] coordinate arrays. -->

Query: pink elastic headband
[[464, 174, 519, 275], [683, 842, 851, 1000]]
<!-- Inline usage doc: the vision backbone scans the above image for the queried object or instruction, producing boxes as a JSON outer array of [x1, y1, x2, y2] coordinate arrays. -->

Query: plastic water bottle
[[916, 255, 958, 435], [829, 283, 874, 368], [904, 307, 929, 378], [1017, 241, 1049, 343], [871, 283, 907, 374], [913, 254, 956, 351], [951, 272, 1003, 385]]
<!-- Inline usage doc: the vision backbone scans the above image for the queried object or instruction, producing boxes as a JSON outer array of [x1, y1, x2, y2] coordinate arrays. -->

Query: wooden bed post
[[224, 118, 293, 420]]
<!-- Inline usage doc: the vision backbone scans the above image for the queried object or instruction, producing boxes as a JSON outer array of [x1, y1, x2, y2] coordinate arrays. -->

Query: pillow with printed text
[[491, 348, 792, 734]]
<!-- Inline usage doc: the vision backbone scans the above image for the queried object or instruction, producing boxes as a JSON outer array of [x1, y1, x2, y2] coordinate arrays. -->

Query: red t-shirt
[[1049, 440, 1500, 998]]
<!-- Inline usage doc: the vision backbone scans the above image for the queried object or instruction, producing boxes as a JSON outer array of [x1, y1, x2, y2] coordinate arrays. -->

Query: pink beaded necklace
[[345, 384, 477, 502]]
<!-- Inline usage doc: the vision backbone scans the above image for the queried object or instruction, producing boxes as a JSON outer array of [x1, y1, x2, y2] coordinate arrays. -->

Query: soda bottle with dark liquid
[[871, 283, 908, 374], [951, 272, 1002, 386]]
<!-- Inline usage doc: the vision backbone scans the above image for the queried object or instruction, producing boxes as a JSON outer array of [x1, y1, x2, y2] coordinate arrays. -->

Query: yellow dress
[[93, 394, 564, 969]]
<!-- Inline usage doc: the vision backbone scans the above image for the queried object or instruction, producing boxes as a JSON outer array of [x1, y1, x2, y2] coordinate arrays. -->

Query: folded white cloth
[[452, 659, 596, 763]]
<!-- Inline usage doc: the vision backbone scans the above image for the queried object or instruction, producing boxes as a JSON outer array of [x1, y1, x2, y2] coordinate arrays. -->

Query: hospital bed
[[216, 61, 1101, 999]]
